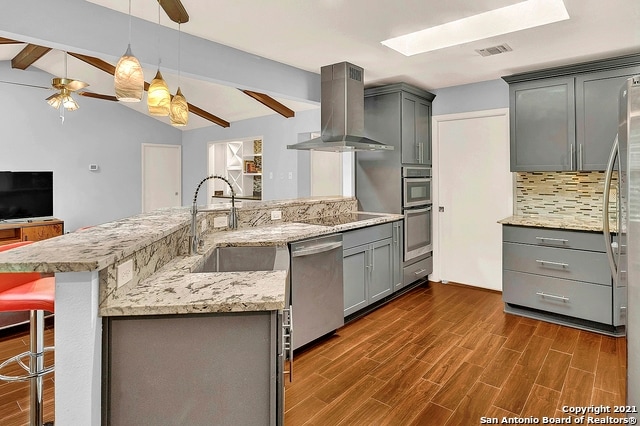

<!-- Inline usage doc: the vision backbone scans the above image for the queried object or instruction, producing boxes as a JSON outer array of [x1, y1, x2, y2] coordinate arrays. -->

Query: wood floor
[[284, 281, 627, 425], [0, 282, 627, 425], [0, 324, 55, 426]]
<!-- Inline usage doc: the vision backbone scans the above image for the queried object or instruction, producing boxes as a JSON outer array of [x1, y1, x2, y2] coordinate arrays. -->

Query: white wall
[[0, 62, 182, 231]]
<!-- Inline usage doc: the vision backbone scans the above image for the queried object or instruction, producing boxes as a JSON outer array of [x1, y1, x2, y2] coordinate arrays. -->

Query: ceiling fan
[[45, 52, 88, 112]]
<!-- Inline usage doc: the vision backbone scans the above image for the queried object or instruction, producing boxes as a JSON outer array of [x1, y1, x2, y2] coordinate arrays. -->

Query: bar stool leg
[[29, 310, 44, 426]]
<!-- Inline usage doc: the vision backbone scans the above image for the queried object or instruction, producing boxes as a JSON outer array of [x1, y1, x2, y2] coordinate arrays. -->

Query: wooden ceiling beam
[[158, 0, 189, 24], [0, 37, 21, 45], [78, 92, 118, 102], [187, 103, 230, 128], [11, 44, 52, 70], [242, 89, 295, 118]]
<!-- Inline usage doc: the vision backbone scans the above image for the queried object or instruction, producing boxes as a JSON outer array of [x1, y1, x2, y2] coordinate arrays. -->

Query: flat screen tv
[[0, 171, 54, 222]]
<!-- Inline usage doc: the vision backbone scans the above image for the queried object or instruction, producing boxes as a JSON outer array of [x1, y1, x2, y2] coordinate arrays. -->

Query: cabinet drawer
[[503, 225, 605, 252], [403, 255, 432, 286], [503, 242, 610, 286], [343, 223, 392, 250], [503, 270, 612, 325]]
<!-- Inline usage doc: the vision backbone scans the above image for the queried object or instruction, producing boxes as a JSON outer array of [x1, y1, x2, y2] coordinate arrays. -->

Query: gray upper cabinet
[[576, 67, 640, 171], [509, 77, 575, 171], [364, 83, 435, 166], [504, 54, 640, 172]]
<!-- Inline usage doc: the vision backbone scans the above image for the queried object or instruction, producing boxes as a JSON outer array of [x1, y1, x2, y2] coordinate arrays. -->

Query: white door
[[433, 109, 512, 291], [142, 144, 182, 212]]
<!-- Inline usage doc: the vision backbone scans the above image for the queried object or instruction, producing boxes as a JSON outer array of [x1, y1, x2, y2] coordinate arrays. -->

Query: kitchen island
[[0, 196, 402, 425]]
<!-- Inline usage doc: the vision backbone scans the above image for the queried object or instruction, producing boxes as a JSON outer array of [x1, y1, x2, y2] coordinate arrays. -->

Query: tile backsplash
[[515, 171, 617, 220]]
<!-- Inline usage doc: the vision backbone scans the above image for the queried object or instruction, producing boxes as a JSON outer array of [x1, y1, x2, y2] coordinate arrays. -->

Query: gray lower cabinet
[[103, 311, 283, 425], [343, 223, 395, 317], [392, 221, 403, 291], [502, 225, 620, 334]]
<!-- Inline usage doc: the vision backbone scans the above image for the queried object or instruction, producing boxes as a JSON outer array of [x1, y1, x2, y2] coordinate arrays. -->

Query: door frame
[[141, 143, 182, 213], [431, 108, 512, 285]]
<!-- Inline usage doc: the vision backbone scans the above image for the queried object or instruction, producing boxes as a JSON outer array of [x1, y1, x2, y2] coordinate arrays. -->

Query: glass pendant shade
[[147, 70, 171, 116], [170, 87, 188, 126], [114, 44, 144, 102]]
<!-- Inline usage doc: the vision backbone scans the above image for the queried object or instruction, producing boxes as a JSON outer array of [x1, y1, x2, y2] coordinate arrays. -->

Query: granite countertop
[[100, 212, 403, 317], [0, 203, 402, 317], [498, 215, 614, 232]]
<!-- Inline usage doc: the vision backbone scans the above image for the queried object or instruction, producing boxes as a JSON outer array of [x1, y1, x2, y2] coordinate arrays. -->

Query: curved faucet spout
[[190, 175, 238, 255]]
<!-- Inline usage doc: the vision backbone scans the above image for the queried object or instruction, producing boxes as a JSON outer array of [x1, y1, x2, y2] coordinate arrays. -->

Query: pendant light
[[170, 23, 188, 126], [114, 0, 144, 102], [148, 4, 171, 116]]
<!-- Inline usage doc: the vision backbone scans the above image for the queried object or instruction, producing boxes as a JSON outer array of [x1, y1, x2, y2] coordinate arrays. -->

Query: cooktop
[[295, 212, 383, 227]]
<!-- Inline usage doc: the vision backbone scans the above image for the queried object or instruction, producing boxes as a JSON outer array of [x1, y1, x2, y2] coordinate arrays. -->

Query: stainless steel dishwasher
[[289, 233, 344, 350]]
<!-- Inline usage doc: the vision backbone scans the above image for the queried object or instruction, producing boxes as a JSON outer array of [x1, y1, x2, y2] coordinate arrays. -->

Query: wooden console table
[[0, 219, 64, 246]]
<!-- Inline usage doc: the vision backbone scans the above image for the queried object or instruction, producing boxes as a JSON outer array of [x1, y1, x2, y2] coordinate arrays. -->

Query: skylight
[[381, 0, 570, 56]]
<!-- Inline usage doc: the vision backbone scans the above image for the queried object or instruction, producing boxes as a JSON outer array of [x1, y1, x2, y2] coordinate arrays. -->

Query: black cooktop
[[296, 212, 382, 226]]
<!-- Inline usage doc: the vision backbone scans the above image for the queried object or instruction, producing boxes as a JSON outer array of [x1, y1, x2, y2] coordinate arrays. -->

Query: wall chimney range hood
[[287, 62, 393, 152]]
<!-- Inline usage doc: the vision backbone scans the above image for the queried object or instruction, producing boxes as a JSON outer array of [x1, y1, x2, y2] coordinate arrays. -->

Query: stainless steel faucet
[[190, 175, 238, 255]]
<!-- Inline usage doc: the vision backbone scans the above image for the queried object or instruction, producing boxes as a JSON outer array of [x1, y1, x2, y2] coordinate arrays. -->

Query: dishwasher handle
[[291, 240, 343, 257]]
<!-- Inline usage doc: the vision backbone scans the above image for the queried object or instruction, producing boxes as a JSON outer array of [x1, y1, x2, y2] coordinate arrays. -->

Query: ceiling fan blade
[[0, 80, 51, 90], [78, 92, 118, 102], [158, 0, 189, 24], [242, 89, 295, 118], [65, 79, 89, 91], [11, 44, 52, 70]]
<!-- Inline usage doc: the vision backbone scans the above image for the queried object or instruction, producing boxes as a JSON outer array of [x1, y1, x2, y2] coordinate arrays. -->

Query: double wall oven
[[402, 166, 433, 262]]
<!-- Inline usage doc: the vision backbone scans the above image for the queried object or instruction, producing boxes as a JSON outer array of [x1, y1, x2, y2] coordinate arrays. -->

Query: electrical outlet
[[213, 216, 228, 228], [117, 259, 133, 288], [271, 210, 282, 220], [288, 172, 293, 180], [200, 219, 207, 233]]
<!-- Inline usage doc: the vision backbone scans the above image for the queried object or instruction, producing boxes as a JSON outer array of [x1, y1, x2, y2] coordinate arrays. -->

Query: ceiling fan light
[[147, 70, 170, 116], [170, 87, 189, 126], [114, 44, 144, 102], [46, 93, 62, 109], [61, 94, 79, 111]]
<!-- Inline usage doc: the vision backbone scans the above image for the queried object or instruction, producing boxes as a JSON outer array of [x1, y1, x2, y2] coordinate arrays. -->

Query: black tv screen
[[0, 171, 54, 221]]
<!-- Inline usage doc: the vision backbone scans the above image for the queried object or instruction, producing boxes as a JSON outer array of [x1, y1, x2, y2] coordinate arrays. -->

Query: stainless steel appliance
[[403, 166, 433, 262], [289, 233, 344, 350], [287, 62, 394, 152], [603, 75, 639, 408]]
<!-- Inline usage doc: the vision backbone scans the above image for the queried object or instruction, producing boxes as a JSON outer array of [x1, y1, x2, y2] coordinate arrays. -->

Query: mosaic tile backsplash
[[515, 171, 618, 220]]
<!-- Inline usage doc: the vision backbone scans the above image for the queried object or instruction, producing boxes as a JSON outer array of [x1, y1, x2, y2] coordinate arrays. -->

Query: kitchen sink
[[193, 245, 290, 273]]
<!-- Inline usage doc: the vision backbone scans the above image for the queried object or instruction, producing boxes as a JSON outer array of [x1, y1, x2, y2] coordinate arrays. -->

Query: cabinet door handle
[[570, 143, 574, 170], [536, 291, 569, 302], [415, 143, 420, 162], [371, 245, 375, 272], [536, 259, 569, 268], [578, 143, 583, 170], [414, 268, 427, 275], [535, 236, 569, 244]]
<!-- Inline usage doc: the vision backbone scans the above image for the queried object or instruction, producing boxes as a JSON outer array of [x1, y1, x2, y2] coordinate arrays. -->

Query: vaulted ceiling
[[1, 0, 638, 130]]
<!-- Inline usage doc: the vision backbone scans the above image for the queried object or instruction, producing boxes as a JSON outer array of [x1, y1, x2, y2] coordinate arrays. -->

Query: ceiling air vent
[[476, 43, 513, 57]]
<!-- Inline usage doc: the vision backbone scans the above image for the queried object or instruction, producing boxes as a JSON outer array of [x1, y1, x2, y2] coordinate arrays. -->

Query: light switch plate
[[213, 216, 228, 228], [117, 259, 133, 288], [200, 219, 207, 233], [271, 210, 282, 220]]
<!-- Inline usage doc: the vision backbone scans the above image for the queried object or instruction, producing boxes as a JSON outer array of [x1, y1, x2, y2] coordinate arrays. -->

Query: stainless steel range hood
[[287, 62, 393, 152]]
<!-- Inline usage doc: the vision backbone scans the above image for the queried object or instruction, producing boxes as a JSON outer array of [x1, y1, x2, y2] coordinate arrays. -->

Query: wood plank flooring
[[284, 282, 627, 425], [0, 324, 54, 426], [0, 282, 627, 425]]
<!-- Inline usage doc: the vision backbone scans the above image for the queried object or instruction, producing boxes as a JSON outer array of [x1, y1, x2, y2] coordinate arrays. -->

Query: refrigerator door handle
[[603, 134, 619, 285]]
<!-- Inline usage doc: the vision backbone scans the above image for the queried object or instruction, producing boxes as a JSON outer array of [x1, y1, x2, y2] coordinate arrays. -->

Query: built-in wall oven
[[402, 166, 433, 262]]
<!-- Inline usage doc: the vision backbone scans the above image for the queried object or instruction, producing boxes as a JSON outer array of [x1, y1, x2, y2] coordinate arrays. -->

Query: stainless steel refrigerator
[[604, 75, 640, 407]]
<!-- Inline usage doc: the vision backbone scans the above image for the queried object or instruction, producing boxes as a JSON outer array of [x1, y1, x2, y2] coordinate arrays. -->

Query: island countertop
[[99, 212, 403, 316], [0, 200, 403, 316]]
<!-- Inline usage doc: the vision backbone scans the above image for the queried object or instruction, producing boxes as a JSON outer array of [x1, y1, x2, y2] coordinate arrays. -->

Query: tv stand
[[0, 218, 64, 246]]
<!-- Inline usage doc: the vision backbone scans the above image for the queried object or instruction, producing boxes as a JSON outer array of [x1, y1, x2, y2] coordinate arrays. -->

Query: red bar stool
[[0, 241, 55, 426]]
